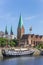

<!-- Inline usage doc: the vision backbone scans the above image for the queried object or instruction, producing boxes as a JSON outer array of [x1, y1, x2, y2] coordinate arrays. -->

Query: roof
[[0, 31, 4, 35], [21, 34, 29, 40], [21, 34, 43, 40], [18, 14, 23, 28], [21, 34, 34, 40]]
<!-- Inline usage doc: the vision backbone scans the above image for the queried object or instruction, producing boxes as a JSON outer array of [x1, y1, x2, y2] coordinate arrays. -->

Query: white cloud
[[24, 15, 37, 20], [24, 14, 42, 21]]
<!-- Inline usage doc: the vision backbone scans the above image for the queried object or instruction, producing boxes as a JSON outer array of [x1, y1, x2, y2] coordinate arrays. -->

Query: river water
[[0, 56, 43, 65]]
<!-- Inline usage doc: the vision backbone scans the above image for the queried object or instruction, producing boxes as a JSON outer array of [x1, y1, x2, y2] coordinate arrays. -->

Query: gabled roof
[[21, 34, 29, 40], [21, 34, 34, 40], [0, 31, 4, 36]]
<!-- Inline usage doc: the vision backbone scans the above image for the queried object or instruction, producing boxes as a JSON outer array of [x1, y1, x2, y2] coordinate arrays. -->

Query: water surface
[[0, 56, 43, 65]]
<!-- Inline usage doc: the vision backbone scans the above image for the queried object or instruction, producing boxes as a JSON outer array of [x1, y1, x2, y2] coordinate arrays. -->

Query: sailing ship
[[2, 48, 34, 57]]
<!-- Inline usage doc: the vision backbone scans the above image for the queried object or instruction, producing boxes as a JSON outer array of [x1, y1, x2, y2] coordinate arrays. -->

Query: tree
[[12, 39, 18, 46], [5, 25, 8, 35], [0, 38, 7, 47], [10, 26, 13, 35], [36, 42, 43, 49]]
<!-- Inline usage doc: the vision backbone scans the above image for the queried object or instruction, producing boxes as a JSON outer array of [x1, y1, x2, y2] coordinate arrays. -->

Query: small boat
[[2, 49, 34, 57]]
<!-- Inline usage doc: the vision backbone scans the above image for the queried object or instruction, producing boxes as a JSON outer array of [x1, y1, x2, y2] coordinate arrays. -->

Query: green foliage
[[36, 42, 43, 49], [0, 38, 18, 47], [10, 41, 15, 47], [12, 39, 18, 46], [1, 43, 6, 47], [0, 38, 7, 47], [8, 41, 15, 47]]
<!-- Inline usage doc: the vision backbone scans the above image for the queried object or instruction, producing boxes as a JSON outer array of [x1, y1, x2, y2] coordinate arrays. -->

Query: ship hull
[[2, 49, 34, 58], [2, 52, 34, 58]]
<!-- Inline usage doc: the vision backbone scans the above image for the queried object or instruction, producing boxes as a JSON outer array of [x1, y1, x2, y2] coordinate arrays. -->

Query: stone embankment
[[28, 48, 41, 56], [33, 48, 40, 56], [0, 48, 3, 60]]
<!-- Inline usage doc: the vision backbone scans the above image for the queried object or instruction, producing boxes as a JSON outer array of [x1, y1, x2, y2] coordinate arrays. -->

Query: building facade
[[17, 15, 43, 47]]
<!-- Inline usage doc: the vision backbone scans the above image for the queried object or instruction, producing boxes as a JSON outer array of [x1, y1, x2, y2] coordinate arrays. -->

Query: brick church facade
[[17, 15, 43, 47]]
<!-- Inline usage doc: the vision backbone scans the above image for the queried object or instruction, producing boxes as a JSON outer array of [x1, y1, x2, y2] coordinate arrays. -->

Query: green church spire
[[5, 25, 8, 35], [10, 26, 13, 35], [18, 14, 23, 28]]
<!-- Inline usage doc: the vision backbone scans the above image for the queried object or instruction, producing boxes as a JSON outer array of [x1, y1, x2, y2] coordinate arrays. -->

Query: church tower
[[17, 15, 25, 40]]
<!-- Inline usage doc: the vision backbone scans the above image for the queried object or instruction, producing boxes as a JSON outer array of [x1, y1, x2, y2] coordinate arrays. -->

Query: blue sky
[[0, 0, 43, 35]]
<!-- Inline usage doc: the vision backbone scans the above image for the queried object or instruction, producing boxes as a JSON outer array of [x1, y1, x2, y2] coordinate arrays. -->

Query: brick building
[[17, 15, 43, 47]]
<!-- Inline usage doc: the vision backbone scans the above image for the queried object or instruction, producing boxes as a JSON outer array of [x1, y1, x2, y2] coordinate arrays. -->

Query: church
[[17, 15, 43, 47]]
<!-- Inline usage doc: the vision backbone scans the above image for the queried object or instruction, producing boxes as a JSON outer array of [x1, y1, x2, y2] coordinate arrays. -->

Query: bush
[[10, 41, 16, 47], [1, 43, 6, 47], [12, 39, 18, 46], [36, 42, 43, 49], [0, 38, 8, 47], [0, 38, 18, 47], [8, 40, 16, 47]]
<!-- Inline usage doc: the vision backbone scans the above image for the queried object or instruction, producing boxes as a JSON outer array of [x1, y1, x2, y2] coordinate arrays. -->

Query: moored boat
[[2, 48, 34, 57]]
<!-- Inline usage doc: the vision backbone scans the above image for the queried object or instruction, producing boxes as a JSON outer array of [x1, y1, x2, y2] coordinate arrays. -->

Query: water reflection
[[0, 56, 43, 65]]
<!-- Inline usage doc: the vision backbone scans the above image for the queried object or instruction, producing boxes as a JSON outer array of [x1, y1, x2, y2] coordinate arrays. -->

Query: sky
[[0, 0, 43, 35]]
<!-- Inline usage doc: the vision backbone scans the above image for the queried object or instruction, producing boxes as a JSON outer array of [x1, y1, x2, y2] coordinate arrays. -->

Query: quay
[[0, 48, 3, 59]]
